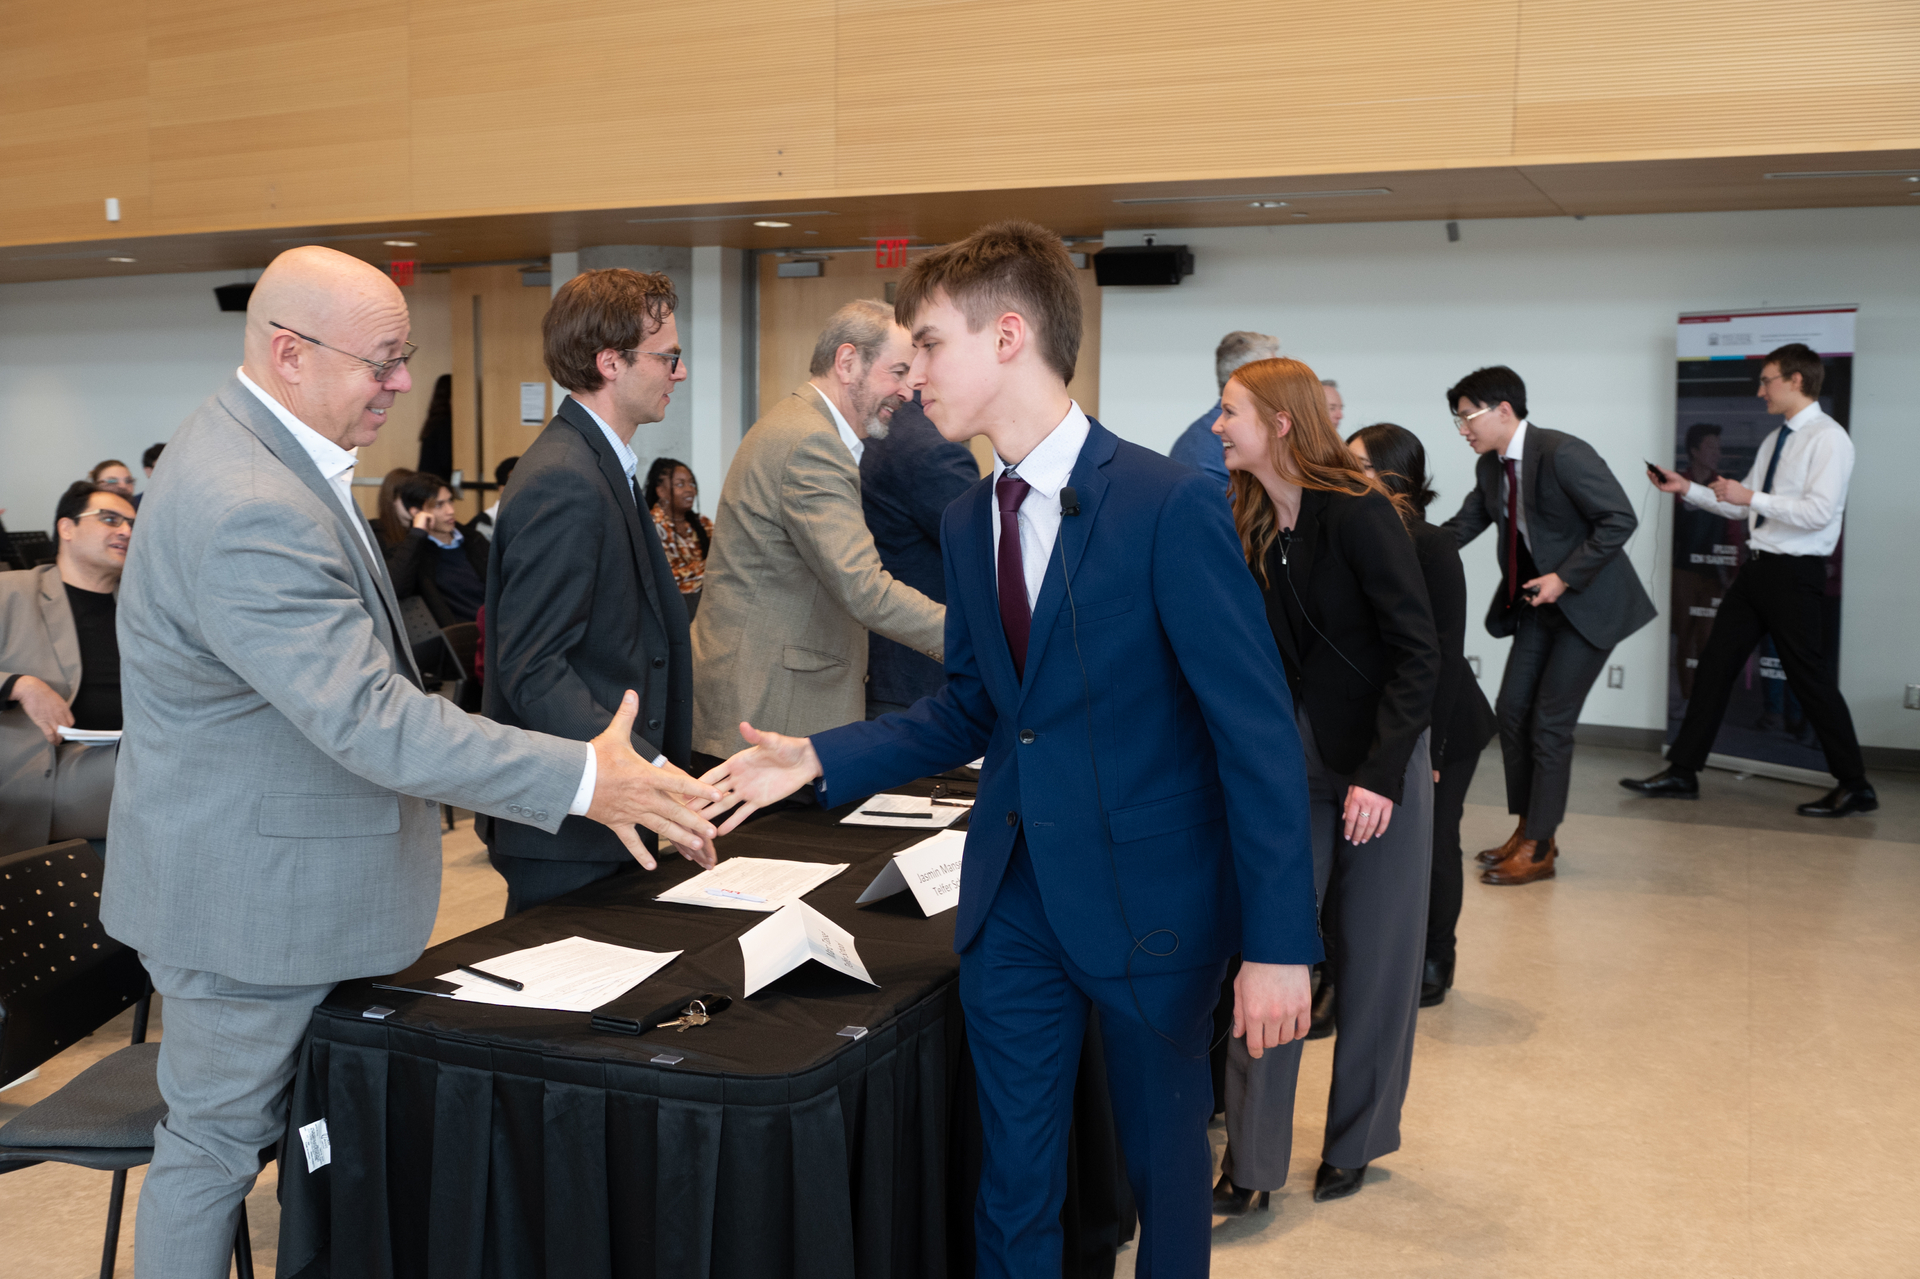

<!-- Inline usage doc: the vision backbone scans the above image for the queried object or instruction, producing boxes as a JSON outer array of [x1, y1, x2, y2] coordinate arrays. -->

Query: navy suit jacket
[[813, 420, 1322, 979]]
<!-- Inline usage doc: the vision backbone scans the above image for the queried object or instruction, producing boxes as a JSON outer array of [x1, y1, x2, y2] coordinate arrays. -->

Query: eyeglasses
[[270, 321, 417, 383], [624, 349, 684, 376], [1451, 405, 1495, 431], [75, 509, 134, 530], [1756, 374, 1786, 388]]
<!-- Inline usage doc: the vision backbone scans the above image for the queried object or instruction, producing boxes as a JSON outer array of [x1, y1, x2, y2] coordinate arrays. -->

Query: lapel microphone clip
[[1059, 486, 1080, 517]]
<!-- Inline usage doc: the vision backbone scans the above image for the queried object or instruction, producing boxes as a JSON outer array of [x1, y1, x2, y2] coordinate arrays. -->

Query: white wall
[[1098, 207, 1920, 749], [1, 269, 251, 529]]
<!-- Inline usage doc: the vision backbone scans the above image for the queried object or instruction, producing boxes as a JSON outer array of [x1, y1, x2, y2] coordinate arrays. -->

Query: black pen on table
[[458, 963, 525, 991], [862, 809, 931, 818]]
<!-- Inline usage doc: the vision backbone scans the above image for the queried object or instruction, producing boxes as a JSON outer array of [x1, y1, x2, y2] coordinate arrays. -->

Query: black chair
[[398, 595, 476, 704], [0, 840, 257, 1278], [8, 529, 56, 569]]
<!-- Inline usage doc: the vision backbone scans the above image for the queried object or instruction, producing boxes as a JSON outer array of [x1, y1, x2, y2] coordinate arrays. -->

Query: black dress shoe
[[1212, 1171, 1270, 1216], [1307, 978, 1335, 1040], [1419, 956, 1454, 1008], [1620, 767, 1700, 798], [1312, 1161, 1367, 1202], [1797, 783, 1878, 817]]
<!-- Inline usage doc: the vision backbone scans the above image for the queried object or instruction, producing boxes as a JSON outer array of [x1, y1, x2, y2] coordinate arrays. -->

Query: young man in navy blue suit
[[702, 222, 1321, 1277]]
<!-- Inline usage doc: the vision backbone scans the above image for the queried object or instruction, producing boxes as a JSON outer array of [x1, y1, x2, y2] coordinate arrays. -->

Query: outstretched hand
[[697, 722, 824, 836], [584, 690, 723, 869]]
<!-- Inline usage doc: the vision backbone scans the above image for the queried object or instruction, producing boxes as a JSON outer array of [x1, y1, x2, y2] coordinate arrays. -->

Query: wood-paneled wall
[[5, 1, 1915, 248], [449, 266, 553, 521]]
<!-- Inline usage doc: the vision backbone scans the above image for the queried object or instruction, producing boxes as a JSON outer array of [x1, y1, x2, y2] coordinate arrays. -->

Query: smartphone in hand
[[1645, 460, 1669, 483]]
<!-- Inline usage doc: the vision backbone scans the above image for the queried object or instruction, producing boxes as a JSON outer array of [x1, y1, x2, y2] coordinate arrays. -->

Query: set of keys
[[657, 995, 732, 1031]]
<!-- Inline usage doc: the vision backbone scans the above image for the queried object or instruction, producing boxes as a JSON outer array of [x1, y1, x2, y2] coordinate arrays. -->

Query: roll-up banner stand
[[1669, 306, 1855, 785]]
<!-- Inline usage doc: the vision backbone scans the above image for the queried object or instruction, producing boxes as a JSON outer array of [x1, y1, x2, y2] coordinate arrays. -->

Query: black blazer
[[1443, 424, 1657, 650], [481, 398, 693, 863], [1260, 488, 1440, 803], [1409, 517, 1497, 768], [385, 520, 489, 626]]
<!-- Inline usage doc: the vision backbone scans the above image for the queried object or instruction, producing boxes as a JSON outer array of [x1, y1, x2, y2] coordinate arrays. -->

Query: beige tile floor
[[4, 747, 1916, 1277]]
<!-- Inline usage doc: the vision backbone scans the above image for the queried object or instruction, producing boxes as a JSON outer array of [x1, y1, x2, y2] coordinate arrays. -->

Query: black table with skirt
[[276, 785, 1134, 1278]]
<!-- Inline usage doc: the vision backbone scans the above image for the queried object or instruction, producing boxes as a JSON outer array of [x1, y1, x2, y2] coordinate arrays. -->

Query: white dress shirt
[[237, 368, 379, 564], [571, 397, 641, 491], [811, 384, 865, 465], [1683, 403, 1853, 557], [991, 402, 1092, 611], [1499, 419, 1533, 551]]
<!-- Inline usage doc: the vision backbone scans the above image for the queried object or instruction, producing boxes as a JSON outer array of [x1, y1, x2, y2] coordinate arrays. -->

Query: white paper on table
[[966, 758, 985, 769], [855, 829, 966, 915], [655, 858, 847, 912], [738, 902, 877, 997], [436, 936, 681, 1012], [839, 792, 968, 828], [56, 726, 122, 744]]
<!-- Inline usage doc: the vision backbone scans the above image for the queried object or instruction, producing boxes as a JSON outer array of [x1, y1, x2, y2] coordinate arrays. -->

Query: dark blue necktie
[[1754, 425, 1791, 529]]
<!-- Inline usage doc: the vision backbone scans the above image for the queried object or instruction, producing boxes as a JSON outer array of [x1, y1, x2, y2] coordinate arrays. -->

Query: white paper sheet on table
[[855, 829, 966, 915], [56, 727, 122, 744], [654, 858, 847, 912], [738, 902, 877, 997], [436, 936, 681, 1012], [839, 792, 969, 828]]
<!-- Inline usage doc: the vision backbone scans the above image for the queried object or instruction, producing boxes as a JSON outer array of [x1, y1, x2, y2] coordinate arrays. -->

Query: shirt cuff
[[0, 674, 19, 706], [1683, 480, 1712, 508], [1746, 491, 1775, 518], [567, 744, 671, 817]]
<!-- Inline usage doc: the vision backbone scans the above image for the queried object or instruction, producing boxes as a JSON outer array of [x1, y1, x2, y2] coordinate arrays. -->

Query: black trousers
[[1425, 748, 1482, 965], [1668, 552, 1866, 785], [487, 852, 633, 917], [1496, 606, 1610, 844]]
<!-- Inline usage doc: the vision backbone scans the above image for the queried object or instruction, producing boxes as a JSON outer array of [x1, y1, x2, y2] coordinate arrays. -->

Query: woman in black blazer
[[1211, 358, 1440, 1210], [1349, 424, 1499, 1008]]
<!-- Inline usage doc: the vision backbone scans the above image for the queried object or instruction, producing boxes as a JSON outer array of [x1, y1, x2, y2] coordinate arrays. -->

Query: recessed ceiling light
[[1762, 168, 1920, 180], [1291, 213, 1309, 218], [1117, 188, 1391, 206], [754, 221, 791, 228], [108, 256, 136, 263], [384, 240, 417, 247], [1248, 201, 1288, 209]]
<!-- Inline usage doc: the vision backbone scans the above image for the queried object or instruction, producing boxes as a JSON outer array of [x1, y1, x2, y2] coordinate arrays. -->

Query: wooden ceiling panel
[[146, 12, 408, 231], [1514, 0, 1920, 158], [833, 0, 1522, 190], [408, 0, 836, 215]]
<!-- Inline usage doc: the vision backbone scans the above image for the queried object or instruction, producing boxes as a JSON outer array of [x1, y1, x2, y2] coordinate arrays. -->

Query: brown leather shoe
[[1475, 819, 1527, 868], [1481, 837, 1557, 885]]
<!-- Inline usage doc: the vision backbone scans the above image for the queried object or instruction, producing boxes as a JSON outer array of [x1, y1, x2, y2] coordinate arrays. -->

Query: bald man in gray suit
[[101, 246, 721, 1277]]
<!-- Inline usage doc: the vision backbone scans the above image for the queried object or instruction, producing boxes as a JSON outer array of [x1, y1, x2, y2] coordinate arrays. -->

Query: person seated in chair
[[384, 471, 488, 625], [0, 481, 134, 854]]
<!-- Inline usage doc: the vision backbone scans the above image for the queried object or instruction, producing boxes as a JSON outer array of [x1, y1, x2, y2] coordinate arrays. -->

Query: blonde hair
[[1227, 357, 1410, 586]]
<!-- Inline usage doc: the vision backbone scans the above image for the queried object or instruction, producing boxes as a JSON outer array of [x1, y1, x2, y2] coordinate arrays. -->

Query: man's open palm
[[698, 722, 823, 835]]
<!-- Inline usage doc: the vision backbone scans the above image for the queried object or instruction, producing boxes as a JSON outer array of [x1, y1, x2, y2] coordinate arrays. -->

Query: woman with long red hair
[[1209, 357, 1440, 1210]]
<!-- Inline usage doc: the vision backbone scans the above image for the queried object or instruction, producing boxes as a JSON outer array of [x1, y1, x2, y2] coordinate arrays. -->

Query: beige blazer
[[692, 385, 945, 757], [0, 565, 86, 854]]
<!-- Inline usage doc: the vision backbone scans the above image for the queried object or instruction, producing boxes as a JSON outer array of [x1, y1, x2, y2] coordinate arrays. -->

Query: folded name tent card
[[436, 936, 681, 1013], [839, 792, 969, 828], [738, 902, 877, 997], [655, 857, 847, 912], [856, 829, 966, 916]]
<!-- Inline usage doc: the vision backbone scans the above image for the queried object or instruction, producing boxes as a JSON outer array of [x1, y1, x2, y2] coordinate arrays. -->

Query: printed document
[[655, 858, 847, 912], [840, 792, 968, 828], [437, 936, 681, 1012]]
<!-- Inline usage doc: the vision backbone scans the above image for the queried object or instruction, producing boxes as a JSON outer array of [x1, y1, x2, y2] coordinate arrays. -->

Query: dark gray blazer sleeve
[[1442, 467, 1494, 549], [1544, 437, 1638, 593]]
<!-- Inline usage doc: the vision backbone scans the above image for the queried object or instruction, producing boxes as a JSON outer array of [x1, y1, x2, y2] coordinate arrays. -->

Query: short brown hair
[[894, 221, 1081, 384], [544, 268, 677, 393], [1763, 342, 1824, 398]]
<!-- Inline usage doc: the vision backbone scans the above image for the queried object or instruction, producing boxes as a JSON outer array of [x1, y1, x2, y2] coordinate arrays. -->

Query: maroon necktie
[[996, 472, 1033, 678], [1503, 457, 1520, 602]]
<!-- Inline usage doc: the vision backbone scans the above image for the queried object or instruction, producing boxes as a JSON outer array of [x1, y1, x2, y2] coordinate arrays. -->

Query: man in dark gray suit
[[483, 268, 711, 914], [1443, 366, 1655, 885], [102, 246, 720, 1276]]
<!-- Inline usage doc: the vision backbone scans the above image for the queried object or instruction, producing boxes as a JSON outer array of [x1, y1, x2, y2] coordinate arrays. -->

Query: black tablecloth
[[277, 790, 1133, 1279]]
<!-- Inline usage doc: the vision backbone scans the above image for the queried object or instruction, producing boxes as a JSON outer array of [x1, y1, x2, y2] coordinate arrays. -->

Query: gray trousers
[[136, 956, 334, 1279], [1221, 715, 1431, 1187], [49, 739, 118, 842]]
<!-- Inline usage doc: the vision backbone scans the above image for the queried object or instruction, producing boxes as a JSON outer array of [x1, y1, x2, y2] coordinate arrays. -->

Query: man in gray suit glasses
[[100, 246, 721, 1277]]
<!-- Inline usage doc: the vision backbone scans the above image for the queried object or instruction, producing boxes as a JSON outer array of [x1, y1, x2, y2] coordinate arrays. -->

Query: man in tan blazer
[[0, 481, 134, 854], [692, 299, 946, 760]]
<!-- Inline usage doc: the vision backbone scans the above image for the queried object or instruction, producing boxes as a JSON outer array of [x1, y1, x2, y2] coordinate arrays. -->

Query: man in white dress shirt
[[1629, 342, 1873, 816]]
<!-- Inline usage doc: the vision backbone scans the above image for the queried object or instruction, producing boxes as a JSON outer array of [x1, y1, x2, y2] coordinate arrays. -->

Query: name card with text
[[738, 902, 878, 997], [855, 829, 966, 916]]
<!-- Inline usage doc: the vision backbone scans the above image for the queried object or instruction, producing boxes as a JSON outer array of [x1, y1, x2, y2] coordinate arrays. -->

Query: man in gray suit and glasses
[[100, 246, 721, 1277]]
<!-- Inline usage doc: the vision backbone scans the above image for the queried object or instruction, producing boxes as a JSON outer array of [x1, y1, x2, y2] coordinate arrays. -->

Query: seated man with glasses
[[0, 480, 135, 854]]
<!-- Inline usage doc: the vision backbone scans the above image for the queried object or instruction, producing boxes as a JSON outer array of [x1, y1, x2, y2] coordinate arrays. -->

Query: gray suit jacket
[[1443, 423, 1658, 651], [0, 565, 90, 854], [100, 377, 584, 986], [691, 384, 944, 757]]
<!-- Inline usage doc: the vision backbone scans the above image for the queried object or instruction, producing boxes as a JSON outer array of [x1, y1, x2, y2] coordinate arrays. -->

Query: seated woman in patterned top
[[644, 456, 714, 618]]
